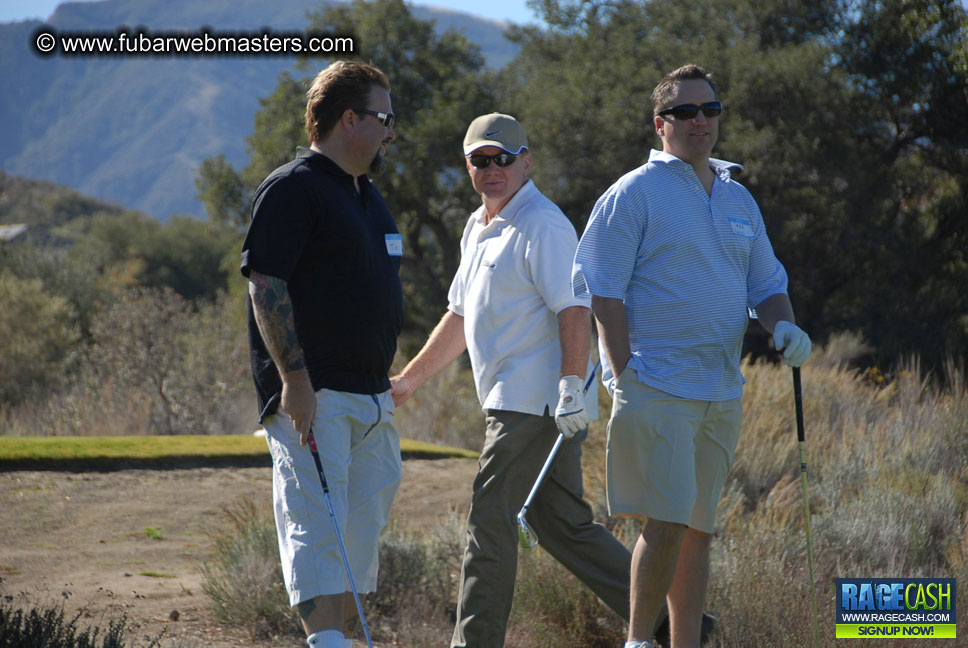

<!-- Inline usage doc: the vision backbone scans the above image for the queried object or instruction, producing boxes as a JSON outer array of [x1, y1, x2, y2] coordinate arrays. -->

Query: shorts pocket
[[267, 434, 310, 526]]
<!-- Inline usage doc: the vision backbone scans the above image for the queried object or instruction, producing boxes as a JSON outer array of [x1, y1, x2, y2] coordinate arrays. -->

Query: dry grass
[[369, 511, 466, 646], [196, 498, 299, 640], [191, 334, 968, 647], [381, 336, 968, 647], [574, 335, 968, 647], [508, 547, 626, 647], [1, 289, 254, 438]]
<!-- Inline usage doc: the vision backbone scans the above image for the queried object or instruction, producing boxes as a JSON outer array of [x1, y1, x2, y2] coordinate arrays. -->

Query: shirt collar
[[474, 179, 537, 224], [648, 149, 733, 181], [297, 146, 372, 190]]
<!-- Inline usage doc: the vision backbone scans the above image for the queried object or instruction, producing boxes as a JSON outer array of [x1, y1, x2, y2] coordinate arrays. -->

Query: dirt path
[[0, 458, 479, 647]]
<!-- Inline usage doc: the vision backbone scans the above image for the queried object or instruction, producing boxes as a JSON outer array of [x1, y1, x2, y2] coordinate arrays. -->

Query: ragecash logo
[[836, 578, 956, 639]]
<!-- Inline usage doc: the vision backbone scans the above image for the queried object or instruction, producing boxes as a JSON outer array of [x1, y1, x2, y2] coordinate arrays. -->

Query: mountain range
[[0, 0, 518, 220]]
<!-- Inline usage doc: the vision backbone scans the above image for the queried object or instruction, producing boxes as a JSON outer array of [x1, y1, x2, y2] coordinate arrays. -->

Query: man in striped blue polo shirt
[[573, 64, 812, 648]]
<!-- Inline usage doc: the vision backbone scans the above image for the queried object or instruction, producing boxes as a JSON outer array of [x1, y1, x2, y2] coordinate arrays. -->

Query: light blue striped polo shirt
[[573, 150, 788, 401]]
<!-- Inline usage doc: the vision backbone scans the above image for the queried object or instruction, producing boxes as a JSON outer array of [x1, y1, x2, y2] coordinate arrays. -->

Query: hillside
[[0, 0, 518, 220], [0, 170, 128, 244]]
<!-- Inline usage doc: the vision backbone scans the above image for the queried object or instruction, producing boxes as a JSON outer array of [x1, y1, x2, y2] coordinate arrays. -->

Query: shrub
[[509, 548, 625, 648], [183, 340, 966, 648], [706, 355, 968, 647], [4, 287, 253, 436], [0, 588, 148, 648], [196, 501, 468, 647], [369, 516, 464, 646], [575, 343, 968, 648], [0, 271, 78, 406], [196, 498, 297, 640]]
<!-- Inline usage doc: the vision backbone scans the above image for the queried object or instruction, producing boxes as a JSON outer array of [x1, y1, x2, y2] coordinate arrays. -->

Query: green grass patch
[[143, 527, 164, 540], [0, 434, 477, 470], [397, 438, 479, 460], [138, 570, 176, 578]]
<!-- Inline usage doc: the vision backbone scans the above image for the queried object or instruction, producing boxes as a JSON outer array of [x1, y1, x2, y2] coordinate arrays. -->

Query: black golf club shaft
[[793, 367, 821, 648]]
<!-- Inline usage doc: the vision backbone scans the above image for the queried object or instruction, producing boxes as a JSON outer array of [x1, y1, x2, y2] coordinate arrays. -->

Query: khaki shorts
[[605, 367, 741, 533], [263, 388, 401, 606]]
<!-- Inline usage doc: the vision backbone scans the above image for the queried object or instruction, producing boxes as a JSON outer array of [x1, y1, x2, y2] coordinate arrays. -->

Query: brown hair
[[305, 61, 390, 143], [652, 64, 716, 116]]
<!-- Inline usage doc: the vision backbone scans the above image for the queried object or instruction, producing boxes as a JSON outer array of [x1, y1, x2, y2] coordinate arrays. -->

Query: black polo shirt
[[241, 147, 403, 420]]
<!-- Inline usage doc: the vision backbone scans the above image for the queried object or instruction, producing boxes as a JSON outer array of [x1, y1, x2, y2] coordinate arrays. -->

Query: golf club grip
[[792, 367, 806, 444], [307, 430, 331, 493]]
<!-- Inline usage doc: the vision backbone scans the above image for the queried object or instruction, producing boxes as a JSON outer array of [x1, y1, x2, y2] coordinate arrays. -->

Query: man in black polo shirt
[[241, 60, 402, 648]]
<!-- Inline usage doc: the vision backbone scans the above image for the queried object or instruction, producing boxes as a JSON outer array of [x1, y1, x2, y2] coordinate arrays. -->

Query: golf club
[[793, 367, 822, 648], [517, 362, 600, 549], [307, 428, 373, 648]]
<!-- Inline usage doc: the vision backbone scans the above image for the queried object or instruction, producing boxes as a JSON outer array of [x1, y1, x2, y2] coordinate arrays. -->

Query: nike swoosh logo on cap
[[485, 129, 502, 136]]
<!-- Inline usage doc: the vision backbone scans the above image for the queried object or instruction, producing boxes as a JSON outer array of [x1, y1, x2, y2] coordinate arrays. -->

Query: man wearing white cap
[[391, 113, 633, 647]]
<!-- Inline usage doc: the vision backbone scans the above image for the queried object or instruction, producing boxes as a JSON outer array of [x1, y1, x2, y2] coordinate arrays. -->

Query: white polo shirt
[[448, 179, 593, 416]]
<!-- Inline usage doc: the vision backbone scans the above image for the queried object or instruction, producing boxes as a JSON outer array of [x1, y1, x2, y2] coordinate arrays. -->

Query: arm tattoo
[[248, 271, 306, 374]]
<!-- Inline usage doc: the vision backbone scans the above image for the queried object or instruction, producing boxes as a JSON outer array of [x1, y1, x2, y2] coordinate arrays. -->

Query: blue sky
[[0, 0, 546, 25]]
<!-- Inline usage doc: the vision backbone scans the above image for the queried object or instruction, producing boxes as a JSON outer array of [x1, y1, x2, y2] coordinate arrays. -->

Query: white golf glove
[[773, 321, 812, 367], [555, 375, 589, 439]]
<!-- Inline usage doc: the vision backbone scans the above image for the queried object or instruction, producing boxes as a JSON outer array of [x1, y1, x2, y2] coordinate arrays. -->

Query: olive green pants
[[451, 409, 631, 648]]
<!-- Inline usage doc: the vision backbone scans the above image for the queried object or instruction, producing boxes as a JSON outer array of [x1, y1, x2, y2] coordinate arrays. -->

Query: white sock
[[307, 629, 344, 648], [624, 642, 653, 648], [344, 639, 355, 647]]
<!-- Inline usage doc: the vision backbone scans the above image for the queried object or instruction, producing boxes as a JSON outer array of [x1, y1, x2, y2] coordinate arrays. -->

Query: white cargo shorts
[[262, 388, 401, 606]]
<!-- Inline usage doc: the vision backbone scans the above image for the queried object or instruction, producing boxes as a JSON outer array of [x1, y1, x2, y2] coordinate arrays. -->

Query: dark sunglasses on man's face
[[467, 152, 517, 169], [658, 101, 723, 121], [355, 108, 395, 129]]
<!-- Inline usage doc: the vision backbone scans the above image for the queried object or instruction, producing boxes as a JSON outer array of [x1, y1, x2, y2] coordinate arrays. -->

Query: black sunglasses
[[467, 152, 517, 168], [355, 108, 395, 129], [658, 101, 723, 121]]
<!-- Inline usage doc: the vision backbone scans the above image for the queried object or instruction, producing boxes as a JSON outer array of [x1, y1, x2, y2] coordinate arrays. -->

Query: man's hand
[[773, 321, 812, 367], [555, 375, 589, 439], [281, 370, 316, 446], [389, 374, 415, 407]]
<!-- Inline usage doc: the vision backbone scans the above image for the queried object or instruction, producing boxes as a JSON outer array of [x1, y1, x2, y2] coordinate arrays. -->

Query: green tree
[[511, 0, 968, 371], [58, 211, 236, 302], [196, 154, 249, 233], [0, 240, 108, 341], [0, 272, 78, 405], [138, 215, 237, 301], [825, 0, 968, 366], [241, 71, 309, 192]]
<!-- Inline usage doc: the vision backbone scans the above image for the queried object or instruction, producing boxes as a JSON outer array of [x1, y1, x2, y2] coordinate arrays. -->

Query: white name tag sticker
[[728, 217, 755, 238], [385, 233, 403, 256]]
